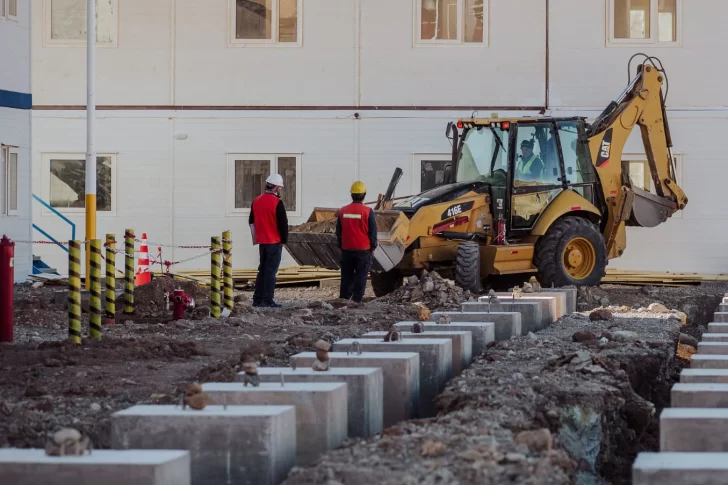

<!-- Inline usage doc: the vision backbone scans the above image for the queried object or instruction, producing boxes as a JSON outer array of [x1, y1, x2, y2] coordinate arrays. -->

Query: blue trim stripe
[[0, 89, 32, 110]]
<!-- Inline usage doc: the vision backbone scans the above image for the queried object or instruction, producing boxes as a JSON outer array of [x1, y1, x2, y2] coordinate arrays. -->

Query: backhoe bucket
[[627, 186, 679, 228], [285, 208, 409, 272]]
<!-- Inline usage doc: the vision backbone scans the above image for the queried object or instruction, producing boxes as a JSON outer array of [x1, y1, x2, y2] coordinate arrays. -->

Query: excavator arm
[[586, 56, 688, 259]]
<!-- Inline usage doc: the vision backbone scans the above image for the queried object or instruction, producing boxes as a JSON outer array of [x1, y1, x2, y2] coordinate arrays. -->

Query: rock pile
[[379, 270, 474, 310]]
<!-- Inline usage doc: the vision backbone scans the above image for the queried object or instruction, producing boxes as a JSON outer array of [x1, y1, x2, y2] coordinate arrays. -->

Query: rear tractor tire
[[455, 241, 481, 294], [534, 216, 607, 288], [371, 270, 404, 298]]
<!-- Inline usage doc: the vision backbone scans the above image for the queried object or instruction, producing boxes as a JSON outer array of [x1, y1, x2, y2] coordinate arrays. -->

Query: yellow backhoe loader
[[286, 55, 688, 296]]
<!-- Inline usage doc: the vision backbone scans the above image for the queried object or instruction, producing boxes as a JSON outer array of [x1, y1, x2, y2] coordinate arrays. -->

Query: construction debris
[[379, 270, 474, 310]]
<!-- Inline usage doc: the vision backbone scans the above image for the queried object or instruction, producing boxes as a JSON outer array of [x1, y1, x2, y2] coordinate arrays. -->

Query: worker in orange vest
[[336, 181, 378, 303], [249, 173, 288, 308]]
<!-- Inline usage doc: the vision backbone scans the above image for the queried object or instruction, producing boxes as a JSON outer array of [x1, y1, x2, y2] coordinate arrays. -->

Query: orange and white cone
[[135, 232, 152, 286]]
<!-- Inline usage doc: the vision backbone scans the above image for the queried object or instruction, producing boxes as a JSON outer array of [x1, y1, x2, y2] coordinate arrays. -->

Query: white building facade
[[30, 0, 727, 275], [1, 0, 32, 282]]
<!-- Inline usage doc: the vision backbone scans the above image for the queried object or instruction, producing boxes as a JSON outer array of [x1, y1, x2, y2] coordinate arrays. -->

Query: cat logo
[[600, 140, 611, 159], [595, 128, 614, 168]]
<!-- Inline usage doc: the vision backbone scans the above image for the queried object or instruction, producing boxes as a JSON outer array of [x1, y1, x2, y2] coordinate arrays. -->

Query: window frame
[[412, 154, 452, 194], [2, 0, 18, 21], [1, 145, 19, 217], [622, 152, 683, 218], [606, 0, 682, 47], [228, 0, 304, 48], [42, 0, 119, 48], [227, 153, 302, 217], [413, 0, 489, 47], [41, 152, 118, 216]]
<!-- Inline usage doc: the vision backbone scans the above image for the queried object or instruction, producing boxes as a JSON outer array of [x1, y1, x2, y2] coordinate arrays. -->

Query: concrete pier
[[671, 383, 728, 407], [660, 408, 728, 451], [690, 355, 728, 369], [111, 405, 295, 485], [700, 333, 728, 343], [697, 342, 728, 354], [462, 301, 544, 334], [289, 352, 419, 427], [253, 367, 383, 438], [200, 383, 347, 466], [633, 452, 728, 484], [361, 330, 472, 375], [715, 313, 728, 322], [430, 311, 521, 341], [0, 449, 191, 485], [680, 369, 728, 384], [707, 323, 728, 333], [332, 338, 452, 418], [394, 321, 494, 356], [494, 292, 567, 318]]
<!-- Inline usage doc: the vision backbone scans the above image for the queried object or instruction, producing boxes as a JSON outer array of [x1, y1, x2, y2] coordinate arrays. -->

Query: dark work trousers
[[253, 243, 283, 305], [340, 250, 372, 303]]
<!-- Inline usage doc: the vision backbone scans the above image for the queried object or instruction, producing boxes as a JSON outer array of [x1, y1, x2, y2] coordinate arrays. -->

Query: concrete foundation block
[[537, 288, 577, 314], [707, 323, 728, 333], [0, 449, 190, 485], [199, 383, 346, 467], [723, 297, 728, 304], [681, 369, 728, 384], [691, 355, 728, 369], [111, 405, 295, 485], [463, 301, 544, 334], [698, 342, 728, 354], [719, 303, 728, 312], [361, 330, 472, 376], [660, 408, 728, 451], [494, 292, 566, 319], [431, 311, 521, 342], [671, 383, 728, 407], [289, 352, 419, 428], [394, 321, 494, 356], [332, 338, 452, 418], [701, 333, 728, 343], [716, 313, 728, 322], [633, 452, 728, 484], [253, 367, 383, 438]]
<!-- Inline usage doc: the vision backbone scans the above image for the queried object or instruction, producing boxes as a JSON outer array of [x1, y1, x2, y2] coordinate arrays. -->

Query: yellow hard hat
[[350, 181, 366, 194]]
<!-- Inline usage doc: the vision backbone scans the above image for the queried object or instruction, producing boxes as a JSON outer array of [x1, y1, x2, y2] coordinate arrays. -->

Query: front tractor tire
[[371, 270, 404, 298], [455, 241, 481, 294], [534, 216, 607, 288]]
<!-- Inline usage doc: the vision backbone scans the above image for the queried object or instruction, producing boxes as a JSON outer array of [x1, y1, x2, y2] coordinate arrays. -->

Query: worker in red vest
[[336, 181, 378, 303], [249, 173, 288, 308]]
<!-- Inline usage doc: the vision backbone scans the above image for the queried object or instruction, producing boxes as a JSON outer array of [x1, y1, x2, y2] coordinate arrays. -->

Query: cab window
[[557, 121, 596, 184], [514, 123, 561, 187]]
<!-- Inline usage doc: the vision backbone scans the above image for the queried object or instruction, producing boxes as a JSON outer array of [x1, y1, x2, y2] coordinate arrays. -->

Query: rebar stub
[[411, 322, 425, 333], [347, 341, 363, 355]]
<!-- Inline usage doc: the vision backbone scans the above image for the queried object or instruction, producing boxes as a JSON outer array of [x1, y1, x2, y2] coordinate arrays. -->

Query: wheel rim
[[562, 237, 596, 280]]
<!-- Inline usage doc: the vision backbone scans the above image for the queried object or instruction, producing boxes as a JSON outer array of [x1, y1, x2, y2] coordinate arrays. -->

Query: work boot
[[264, 301, 282, 308]]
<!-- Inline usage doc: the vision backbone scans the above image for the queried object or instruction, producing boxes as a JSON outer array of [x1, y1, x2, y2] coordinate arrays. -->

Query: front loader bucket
[[285, 208, 409, 272], [627, 186, 679, 228]]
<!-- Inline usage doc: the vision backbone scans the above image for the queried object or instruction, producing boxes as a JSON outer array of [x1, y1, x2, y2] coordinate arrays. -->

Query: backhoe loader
[[286, 55, 688, 296]]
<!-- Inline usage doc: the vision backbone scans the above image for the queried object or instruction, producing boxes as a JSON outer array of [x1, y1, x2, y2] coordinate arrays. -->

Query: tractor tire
[[371, 270, 404, 297], [534, 216, 607, 288], [455, 242, 481, 293]]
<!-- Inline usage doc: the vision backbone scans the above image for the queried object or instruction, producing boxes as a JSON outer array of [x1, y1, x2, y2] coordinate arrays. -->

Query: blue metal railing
[[32, 194, 76, 253]]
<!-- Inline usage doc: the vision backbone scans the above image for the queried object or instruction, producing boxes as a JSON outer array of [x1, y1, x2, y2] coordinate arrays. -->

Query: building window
[[608, 0, 680, 46], [228, 154, 301, 215], [1, 147, 18, 216], [44, 0, 118, 47], [622, 153, 683, 217], [1, 0, 18, 20], [45, 154, 115, 212], [415, 0, 486, 45], [413, 154, 452, 193], [230, 0, 302, 47]]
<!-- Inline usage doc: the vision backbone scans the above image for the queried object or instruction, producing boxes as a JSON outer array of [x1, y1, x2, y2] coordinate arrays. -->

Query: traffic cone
[[135, 232, 152, 286]]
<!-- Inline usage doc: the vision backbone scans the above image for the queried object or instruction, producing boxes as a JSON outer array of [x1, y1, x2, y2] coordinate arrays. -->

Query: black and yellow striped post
[[222, 230, 233, 311], [105, 234, 116, 324], [89, 239, 102, 340], [68, 240, 82, 344], [211, 236, 221, 318], [124, 229, 135, 314]]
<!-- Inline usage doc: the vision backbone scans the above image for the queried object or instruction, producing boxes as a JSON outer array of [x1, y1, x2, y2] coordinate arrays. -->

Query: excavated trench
[[283, 284, 728, 485]]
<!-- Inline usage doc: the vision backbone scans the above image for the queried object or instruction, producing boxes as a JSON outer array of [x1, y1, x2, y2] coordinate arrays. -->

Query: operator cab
[[449, 117, 600, 237]]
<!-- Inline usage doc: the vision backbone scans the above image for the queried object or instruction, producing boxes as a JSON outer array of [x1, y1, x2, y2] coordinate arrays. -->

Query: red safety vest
[[339, 202, 372, 250], [252, 193, 281, 244]]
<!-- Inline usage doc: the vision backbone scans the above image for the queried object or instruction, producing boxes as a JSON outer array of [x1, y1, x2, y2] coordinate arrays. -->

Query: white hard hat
[[266, 173, 284, 188]]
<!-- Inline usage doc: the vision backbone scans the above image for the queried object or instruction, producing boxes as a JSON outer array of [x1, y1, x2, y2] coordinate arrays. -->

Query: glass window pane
[[614, 0, 650, 39], [556, 121, 595, 184], [235, 159, 270, 209], [421, 160, 451, 191], [49, 157, 112, 211], [421, 0, 458, 41], [9, 0, 17, 17], [8, 153, 17, 212], [515, 124, 560, 187], [658, 0, 676, 42], [625, 160, 650, 190], [464, 0, 483, 43], [1, 1, 5, 18], [50, 0, 114, 43], [236, 0, 272, 40], [279, 0, 297, 42], [277, 156, 297, 211]]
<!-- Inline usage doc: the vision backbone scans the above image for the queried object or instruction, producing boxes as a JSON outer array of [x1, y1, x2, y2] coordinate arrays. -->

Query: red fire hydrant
[[172, 289, 195, 320], [0, 235, 14, 343]]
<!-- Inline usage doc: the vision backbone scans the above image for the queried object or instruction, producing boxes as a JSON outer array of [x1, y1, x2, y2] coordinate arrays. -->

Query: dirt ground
[[2, 275, 727, 485]]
